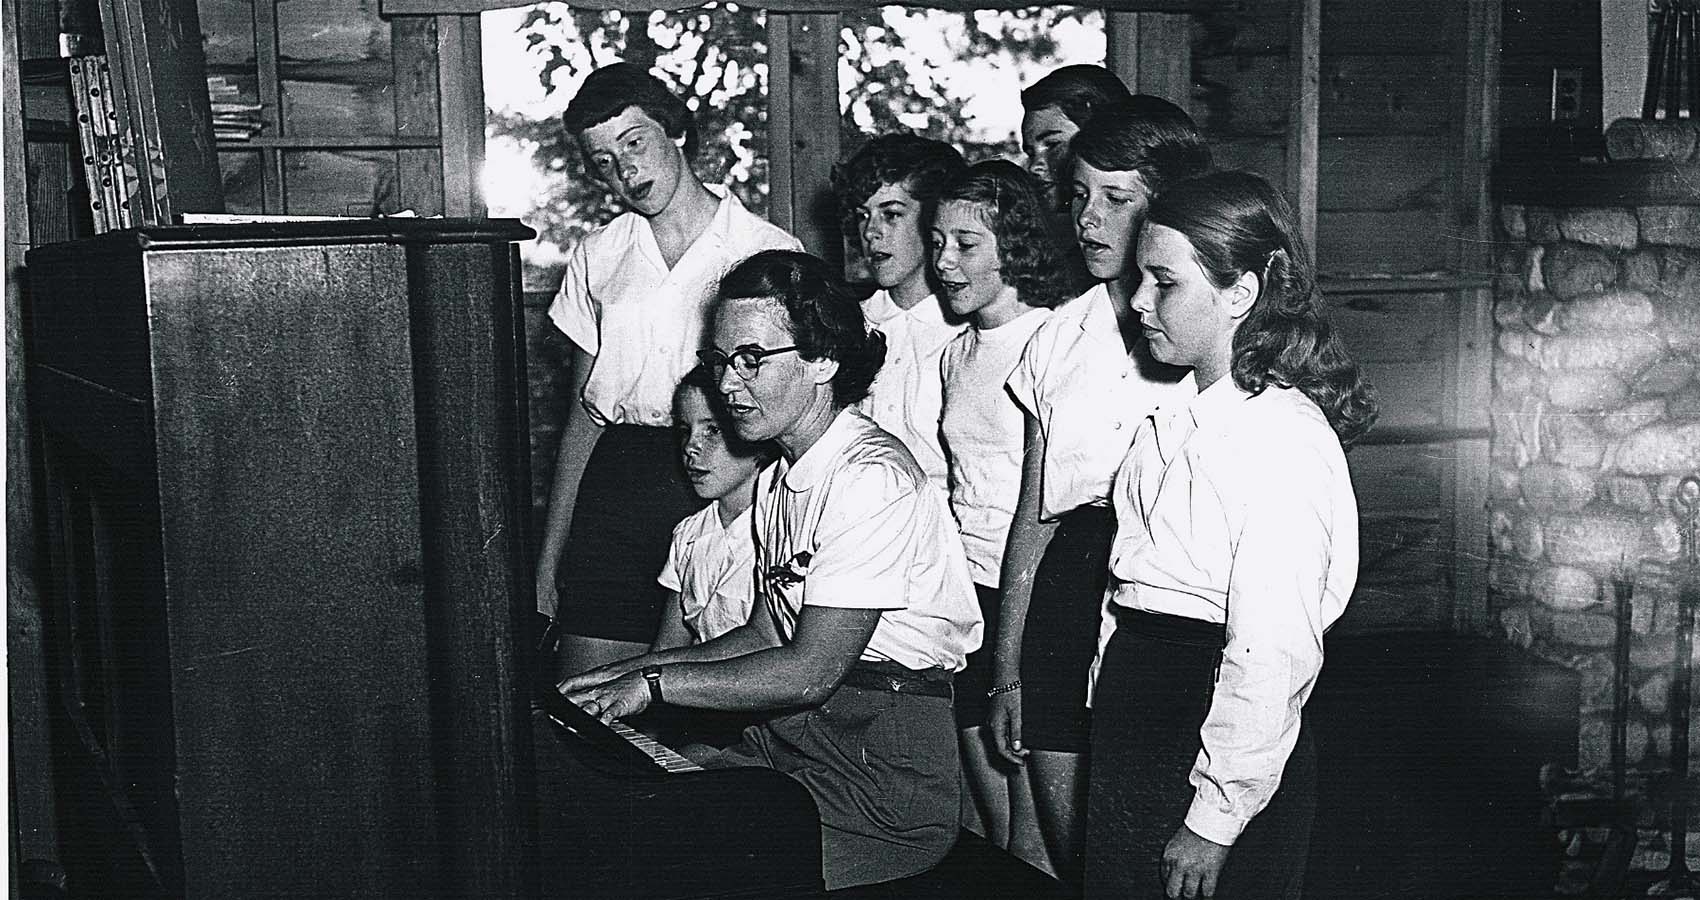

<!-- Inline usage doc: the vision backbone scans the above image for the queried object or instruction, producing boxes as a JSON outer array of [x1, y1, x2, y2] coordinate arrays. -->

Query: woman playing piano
[[562, 249, 982, 891], [1083, 171, 1376, 900]]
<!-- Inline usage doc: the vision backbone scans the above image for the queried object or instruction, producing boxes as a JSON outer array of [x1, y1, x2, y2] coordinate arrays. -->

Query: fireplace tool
[[1589, 569, 1640, 897], [1645, 474, 1700, 898]]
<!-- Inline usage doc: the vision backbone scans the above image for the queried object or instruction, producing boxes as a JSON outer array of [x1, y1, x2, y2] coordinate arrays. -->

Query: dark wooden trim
[[383, 0, 1216, 14], [6, 0, 66, 871], [1355, 425, 1491, 447], [1286, 0, 1320, 253], [253, 0, 284, 211], [215, 135, 444, 150], [1322, 273, 1496, 294], [24, 218, 534, 261], [1495, 159, 1700, 207]]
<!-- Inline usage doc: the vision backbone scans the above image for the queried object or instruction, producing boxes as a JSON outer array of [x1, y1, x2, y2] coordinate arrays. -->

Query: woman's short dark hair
[[933, 160, 1073, 310], [717, 250, 887, 406], [1071, 95, 1212, 193], [831, 134, 966, 214], [1020, 64, 1130, 126], [561, 62, 699, 160], [1145, 171, 1378, 447]]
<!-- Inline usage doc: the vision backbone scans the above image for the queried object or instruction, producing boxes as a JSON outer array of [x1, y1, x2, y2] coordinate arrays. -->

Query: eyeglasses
[[697, 345, 799, 381]]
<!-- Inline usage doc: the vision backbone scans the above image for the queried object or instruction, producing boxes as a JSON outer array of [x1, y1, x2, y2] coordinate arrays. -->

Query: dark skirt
[[557, 425, 704, 643], [1084, 609, 1317, 900], [1018, 505, 1114, 752], [953, 583, 1003, 728]]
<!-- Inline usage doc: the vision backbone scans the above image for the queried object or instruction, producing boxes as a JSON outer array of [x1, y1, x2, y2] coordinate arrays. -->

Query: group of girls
[[541, 59, 1378, 900]]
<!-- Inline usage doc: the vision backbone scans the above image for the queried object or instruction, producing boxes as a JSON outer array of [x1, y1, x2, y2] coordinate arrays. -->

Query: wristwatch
[[642, 665, 665, 705]]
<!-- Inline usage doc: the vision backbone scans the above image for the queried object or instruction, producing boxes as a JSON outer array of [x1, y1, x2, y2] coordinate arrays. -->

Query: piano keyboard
[[539, 687, 704, 775], [606, 718, 703, 773]]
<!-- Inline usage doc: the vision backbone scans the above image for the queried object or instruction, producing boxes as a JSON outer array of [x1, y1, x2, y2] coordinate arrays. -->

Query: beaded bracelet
[[986, 679, 1022, 698]]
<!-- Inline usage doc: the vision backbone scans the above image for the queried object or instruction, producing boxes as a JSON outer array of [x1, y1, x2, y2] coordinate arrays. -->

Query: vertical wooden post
[[1105, 11, 1193, 114], [5, 0, 64, 877], [1450, 0, 1500, 634], [765, 11, 839, 258], [1286, 0, 1320, 254], [438, 14, 486, 218]]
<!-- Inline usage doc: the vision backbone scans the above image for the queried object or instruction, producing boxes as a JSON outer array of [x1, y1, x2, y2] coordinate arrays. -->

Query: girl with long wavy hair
[[1084, 170, 1376, 900]]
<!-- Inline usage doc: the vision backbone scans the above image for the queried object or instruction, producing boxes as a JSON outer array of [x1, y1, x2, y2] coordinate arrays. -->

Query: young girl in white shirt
[[1084, 171, 1377, 900], [931, 160, 1071, 858], [651, 365, 774, 652], [831, 135, 967, 494], [988, 96, 1211, 885]]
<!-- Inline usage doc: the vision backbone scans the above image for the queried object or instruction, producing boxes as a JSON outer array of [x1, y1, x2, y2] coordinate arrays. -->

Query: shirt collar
[[780, 407, 868, 491], [862, 289, 944, 327], [1183, 374, 1253, 432], [631, 183, 738, 261], [1070, 283, 1110, 332]]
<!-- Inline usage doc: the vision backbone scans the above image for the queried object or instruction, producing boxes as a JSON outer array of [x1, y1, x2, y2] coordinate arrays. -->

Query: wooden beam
[[765, 12, 840, 259], [1450, 0, 1499, 634], [5, 0, 64, 876], [437, 14, 486, 218], [1105, 11, 1193, 114], [1286, 0, 1320, 254]]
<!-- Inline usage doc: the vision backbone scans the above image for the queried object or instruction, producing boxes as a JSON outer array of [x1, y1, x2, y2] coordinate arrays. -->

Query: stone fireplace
[[1491, 119, 1700, 886]]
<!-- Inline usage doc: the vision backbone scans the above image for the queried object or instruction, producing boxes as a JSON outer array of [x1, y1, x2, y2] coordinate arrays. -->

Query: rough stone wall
[[1491, 197, 1700, 877]]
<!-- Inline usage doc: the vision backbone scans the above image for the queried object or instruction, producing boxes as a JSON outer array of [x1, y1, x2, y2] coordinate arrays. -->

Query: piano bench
[[828, 829, 1073, 900]]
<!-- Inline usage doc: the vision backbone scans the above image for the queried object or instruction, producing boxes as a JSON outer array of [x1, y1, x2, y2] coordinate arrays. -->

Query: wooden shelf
[[1322, 272, 1496, 294], [1357, 424, 1490, 447], [216, 135, 442, 150]]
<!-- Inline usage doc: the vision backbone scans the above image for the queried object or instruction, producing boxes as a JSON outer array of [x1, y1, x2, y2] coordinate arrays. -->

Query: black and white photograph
[[5, 0, 1699, 897]]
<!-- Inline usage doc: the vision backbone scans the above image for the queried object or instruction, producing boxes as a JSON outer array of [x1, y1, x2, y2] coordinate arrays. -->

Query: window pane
[[218, 151, 265, 213], [282, 150, 400, 215], [200, 0, 264, 141], [276, 0, 396, 136], [839, 6, 1106, 160], [482, 2, 771, 290]]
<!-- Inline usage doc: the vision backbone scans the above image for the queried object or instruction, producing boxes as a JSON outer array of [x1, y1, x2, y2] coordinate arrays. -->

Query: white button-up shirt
[[859, 290, 964, 495], [549, 188, 801, 427], [657, 501, 757, 644], [1094, 377, 1359, 847], [753, 408, 981, 672], [939, 307, 1052, 587], [1006, 284, 1195, 521]]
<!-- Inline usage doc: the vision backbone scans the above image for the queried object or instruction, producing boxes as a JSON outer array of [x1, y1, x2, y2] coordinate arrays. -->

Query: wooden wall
[[1192, 0, 1495, 633]]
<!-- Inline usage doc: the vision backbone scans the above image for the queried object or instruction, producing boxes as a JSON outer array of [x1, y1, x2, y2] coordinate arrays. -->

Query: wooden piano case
[[25, 220, 538, 898], [24, 219, 826, 900]]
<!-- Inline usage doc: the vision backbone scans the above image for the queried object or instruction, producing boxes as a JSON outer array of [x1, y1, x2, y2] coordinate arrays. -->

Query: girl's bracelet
[[986, 679, 1022, 698]]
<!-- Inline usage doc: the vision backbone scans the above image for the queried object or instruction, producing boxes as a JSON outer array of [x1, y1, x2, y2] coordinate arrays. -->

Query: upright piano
[[23, 220, 823, 900]]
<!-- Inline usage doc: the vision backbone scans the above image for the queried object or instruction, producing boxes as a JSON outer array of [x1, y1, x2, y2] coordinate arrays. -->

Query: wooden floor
[[1304, 632, 1580, 900]]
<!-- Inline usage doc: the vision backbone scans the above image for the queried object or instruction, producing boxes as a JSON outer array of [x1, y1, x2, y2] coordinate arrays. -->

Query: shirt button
[[1120, 370, 1129, 379], [1113, 422, 1124, 431]]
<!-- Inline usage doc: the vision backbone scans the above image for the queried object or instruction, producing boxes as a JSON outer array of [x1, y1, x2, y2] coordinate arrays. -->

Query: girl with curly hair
[[988, 97, 1208, 885], [928, 159, 1067, 856], [1084, 171, 1376, 900]]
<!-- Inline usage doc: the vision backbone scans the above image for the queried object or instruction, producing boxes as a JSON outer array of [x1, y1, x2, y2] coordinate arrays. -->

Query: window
[[839, 6, 1106, 161]]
